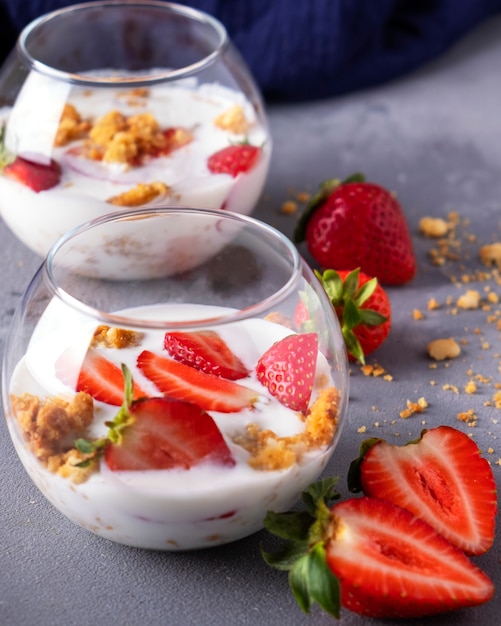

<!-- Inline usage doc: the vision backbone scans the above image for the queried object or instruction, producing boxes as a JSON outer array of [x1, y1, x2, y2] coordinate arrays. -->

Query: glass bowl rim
[[44, 206, 303, 330], [17, 0, 229, 87]]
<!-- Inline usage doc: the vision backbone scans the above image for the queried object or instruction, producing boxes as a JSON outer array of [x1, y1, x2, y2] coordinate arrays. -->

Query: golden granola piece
[[11, 392, 93, 462], [107, 181, 170, 207], [89, 110, 128, 148], [54, 103, 91, 147], [479, 242, 501, 269], [457, 289, 481, 310], [234, 387, 340, 471], [91, 324, 143, 349], [48, 448, 98, 484], [102, 130, 139, 164], [214, 104, 249, 134], [418, 216, 450, 238], [427, 337, 461, 361]]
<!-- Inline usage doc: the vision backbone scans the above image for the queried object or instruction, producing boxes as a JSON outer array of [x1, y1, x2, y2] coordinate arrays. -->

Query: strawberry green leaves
[[316, 268, 390, 364], [262, 477, 342, 619]]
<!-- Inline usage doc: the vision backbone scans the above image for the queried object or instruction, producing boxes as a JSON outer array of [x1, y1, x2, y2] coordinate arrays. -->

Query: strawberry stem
[[73, 363, 135, 463], [293, 172, 365, 242], [316, 268, 387, 364], [261, 477, 341, 618]]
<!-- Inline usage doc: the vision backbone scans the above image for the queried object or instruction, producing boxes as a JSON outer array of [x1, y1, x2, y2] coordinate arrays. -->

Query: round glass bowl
[[2, 208, 348, 550], [0, 1, 271, 256]]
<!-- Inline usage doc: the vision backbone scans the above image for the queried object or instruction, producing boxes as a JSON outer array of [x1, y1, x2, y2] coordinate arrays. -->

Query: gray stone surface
[[2, 16, 501, 626]]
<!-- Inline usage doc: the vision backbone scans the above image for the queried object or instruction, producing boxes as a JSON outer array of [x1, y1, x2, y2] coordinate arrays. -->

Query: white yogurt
[[7, 303, 339, 550], [0, 75, 271, 257]]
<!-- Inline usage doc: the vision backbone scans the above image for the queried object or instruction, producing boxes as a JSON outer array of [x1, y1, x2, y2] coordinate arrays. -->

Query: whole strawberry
[[300, 268, 391, 364], [294, 174, 416, 286]]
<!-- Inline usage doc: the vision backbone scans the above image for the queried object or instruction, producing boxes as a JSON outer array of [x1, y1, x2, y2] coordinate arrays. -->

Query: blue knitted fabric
[[2, 0, 501, 101]]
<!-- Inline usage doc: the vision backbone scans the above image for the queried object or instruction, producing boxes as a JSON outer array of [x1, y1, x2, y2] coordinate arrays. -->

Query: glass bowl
[[2, 207, 348, 550], [0, 0, 271, 257]]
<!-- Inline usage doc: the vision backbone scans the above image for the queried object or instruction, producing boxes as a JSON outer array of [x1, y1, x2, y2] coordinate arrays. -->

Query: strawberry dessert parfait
[[2, 208, 349, 550], [0, 1, 271, 257]]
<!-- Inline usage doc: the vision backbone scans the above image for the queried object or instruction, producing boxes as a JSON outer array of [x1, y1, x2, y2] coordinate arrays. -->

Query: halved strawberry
[[56, 348, 146, 406], [104, 396, 235, 471], [262, 479, 494, 620], [256, 333, 318, 413], [137, 349, 257, 413], [207, 143, 261, 177], [4, 155, 61, 192], [164, 330, 249, 380], [349, 426, 498, 555]]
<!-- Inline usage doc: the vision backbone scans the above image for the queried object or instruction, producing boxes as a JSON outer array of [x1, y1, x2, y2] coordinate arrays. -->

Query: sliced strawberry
[[56, 348, 146, 406], [4, 155, 61, 192], [207, 143, 260, 177], [137, 349, 257, 413], [350, 426, 498, 555], [104, 396, 235, 471], [256, 333, 318, 413], [262, 479, 494, 620], [325, 497, 494, 618], [164, 330, 249, 380]]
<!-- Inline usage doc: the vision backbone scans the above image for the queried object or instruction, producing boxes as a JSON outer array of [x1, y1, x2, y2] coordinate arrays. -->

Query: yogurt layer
[[0, 74, 270, 256], [7, 303, 341, 550]]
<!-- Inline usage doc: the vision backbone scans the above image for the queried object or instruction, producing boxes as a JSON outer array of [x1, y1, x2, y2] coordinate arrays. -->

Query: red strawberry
[[294, 173, 416, 285], [4, 155, 61, 192], [137, 349, 257, 413], [207, 143, 261, 177], [56, 348, 146, 406], [164, 330, 249, 380], [256, 333, 318, 413], [262, 479, 494, 620], [349, 426, 498, 555], [305, 268, 390, 364], [104, 396, 235, 471]]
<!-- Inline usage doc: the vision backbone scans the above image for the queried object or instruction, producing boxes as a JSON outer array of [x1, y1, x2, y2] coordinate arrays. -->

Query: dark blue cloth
[[2, 0, 501, 101]]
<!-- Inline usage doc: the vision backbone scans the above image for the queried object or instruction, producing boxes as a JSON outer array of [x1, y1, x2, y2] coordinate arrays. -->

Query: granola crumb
[[418, 216, 450, 238], [107, 181, 170, 206], [233, 387, 340, 470], [400, 397, 428, 419], [479, 242, 501, 269], [457, 409, 477, 426], [280, 200, 298, 215], [464, 380, 477, 394], [427, 337, 461, 360], [457, 289, 481, 310], [10, 392, 96, 482], [296, 191, 311, 203], [91, 325, 143, 349], [213, 104, 249, 134]]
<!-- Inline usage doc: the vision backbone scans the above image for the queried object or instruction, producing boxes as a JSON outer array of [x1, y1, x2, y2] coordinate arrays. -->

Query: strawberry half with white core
[[164, 330, 249, 380], [56, 348, 146, 406], [262, 478, 494, 620], [349, 426, 498, 555], [137, 349, 258, 413], [76, 365, 235, 471], [256, 333, 318, 413]]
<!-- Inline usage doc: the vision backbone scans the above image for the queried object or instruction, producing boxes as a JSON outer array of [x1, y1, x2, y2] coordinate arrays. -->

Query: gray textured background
[[2, 16, 501, 626]]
